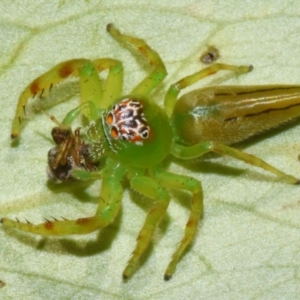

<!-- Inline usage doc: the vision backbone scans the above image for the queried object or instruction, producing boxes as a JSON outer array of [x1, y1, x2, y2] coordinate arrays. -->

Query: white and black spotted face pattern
[[106, 98, 150, 143]]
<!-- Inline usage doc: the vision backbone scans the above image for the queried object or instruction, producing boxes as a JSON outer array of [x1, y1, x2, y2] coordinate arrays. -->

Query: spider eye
[[140, 126, 149, 139], [106, 112, 114, 125], [110, 126, 119, 139]]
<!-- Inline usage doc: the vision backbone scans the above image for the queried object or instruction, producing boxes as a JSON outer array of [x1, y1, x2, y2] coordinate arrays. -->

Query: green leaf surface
[[1, 1, 300, 299]]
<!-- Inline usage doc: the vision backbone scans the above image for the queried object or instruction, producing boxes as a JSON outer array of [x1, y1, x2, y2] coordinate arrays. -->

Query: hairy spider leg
[[155, 170, 203, 280], [11, 58, 123, 138], [164, 63, 252, 116], [107, 24, 167, 96], [172, 142, 299, 184], [121, 169, 203, 280], [1, 159, 126, 235], [78, 59, 123, 119]]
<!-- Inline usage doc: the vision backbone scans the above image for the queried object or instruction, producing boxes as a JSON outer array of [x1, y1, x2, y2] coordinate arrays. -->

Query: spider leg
[[172, 142, 300, 184], [154, 171, 203, 280], [78, 58, 123, 118], [123, 176, 170, 280], [1, 160, 126, 235], [11, 58, 123, 139], [71, 169, 103, 181], [92, 58, 123, 108], [107, 24, 167, 96], [164, 63, 252, 116]]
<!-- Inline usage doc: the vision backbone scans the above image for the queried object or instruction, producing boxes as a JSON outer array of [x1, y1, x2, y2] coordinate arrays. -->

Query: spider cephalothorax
[[106, 98, 150, 143]]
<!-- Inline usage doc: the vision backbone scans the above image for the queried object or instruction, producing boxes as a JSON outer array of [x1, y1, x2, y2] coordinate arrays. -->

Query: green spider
[[2, 24, 300, 281]]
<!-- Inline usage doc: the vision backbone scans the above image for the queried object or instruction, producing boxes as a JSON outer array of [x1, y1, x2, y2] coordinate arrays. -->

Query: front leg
[[107, 24, 167, 96], [1, 161, 126, 235], [11, 58, 123, 139]]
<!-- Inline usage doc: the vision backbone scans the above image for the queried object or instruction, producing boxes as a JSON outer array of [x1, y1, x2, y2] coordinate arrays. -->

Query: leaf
[[1, 1, 300, 299]]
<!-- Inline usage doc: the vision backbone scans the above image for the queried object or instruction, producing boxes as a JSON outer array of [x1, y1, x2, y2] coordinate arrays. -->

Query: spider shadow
[[58, 213, 122, 257], [46, 179, 98, 204]]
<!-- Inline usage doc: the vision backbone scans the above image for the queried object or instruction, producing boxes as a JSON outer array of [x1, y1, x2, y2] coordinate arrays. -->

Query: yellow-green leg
[[11, 58, 123, 139], [78, 59, 123, 119], [164, 63, 252, 116], [154, 171, 203, 280], [172, 142, 299, 184], [107, 24, 167, 96], [123, 176, 170, 280], [58, 101, 99, 126], [1, 160, 126, 235]]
